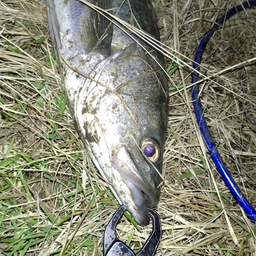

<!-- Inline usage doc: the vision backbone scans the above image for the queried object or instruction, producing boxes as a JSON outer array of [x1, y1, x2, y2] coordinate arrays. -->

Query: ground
[[0, 0, 255, 255]]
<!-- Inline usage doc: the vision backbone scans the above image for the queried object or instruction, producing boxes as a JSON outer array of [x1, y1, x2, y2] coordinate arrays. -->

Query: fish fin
[[94, 0, 113, 55], [46, 0, 61, 51], [129, 0, 160, 39]]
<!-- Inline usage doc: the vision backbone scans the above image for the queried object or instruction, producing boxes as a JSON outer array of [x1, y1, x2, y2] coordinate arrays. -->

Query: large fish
[[46, 0, 168, 226]]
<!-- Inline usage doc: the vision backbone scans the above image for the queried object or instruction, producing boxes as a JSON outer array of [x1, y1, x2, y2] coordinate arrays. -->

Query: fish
[[46, 0, 168, 226]]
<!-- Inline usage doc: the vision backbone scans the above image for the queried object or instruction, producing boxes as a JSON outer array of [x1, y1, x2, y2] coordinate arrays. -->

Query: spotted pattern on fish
[[47, 0, 168, 226]]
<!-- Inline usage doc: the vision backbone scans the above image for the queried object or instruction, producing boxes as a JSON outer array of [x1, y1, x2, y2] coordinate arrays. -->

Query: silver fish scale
[[47, 0, 168, 226]]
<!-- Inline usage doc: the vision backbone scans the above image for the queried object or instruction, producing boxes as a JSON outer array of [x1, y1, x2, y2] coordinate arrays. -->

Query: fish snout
[[111, 146, 160, 226]]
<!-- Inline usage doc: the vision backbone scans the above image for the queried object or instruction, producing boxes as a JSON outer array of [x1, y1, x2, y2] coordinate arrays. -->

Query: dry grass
[[0, 0, 256, 255]]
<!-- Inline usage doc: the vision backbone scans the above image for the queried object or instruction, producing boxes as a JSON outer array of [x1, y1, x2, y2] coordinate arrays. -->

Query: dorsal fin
[[94, 0, 113, 56]]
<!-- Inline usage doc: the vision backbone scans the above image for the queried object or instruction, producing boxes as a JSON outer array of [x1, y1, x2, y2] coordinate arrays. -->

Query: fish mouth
[[111, 146, 159, 226]]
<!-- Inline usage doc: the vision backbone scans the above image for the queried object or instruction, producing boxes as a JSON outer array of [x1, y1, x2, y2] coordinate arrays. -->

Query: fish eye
[[141, 138, 160, 162]]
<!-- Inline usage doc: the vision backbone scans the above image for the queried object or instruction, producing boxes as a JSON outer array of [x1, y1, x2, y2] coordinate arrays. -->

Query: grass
[[0, 0, 256, 255]]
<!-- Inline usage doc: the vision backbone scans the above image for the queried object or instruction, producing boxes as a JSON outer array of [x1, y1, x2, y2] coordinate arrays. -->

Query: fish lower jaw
[[81, 144, 155, 226], [105, 174, 152, 226], [101, 171, 153, 226], [124, 180, 152, 226]]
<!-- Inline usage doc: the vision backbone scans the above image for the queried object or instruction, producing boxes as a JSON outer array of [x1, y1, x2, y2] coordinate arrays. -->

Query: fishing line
[[191, 1, 256, 222]]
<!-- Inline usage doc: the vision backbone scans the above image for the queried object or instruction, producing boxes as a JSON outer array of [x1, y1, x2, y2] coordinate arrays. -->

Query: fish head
[[107, 48, 168, 226], [84, 105, 167, 226], [76, 45, 168, 226], [110, 137, 164, 226]]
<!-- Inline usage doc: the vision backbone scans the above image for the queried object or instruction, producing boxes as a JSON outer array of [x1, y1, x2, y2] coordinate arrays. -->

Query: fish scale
[[47, 0, 168, 226]]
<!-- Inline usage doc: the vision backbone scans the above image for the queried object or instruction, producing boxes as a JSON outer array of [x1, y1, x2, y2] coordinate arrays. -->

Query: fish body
[[47, 0, 168, 226]]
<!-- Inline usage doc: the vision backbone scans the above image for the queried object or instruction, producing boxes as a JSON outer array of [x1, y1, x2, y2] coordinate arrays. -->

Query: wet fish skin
[[47, 0, 168, 226]]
